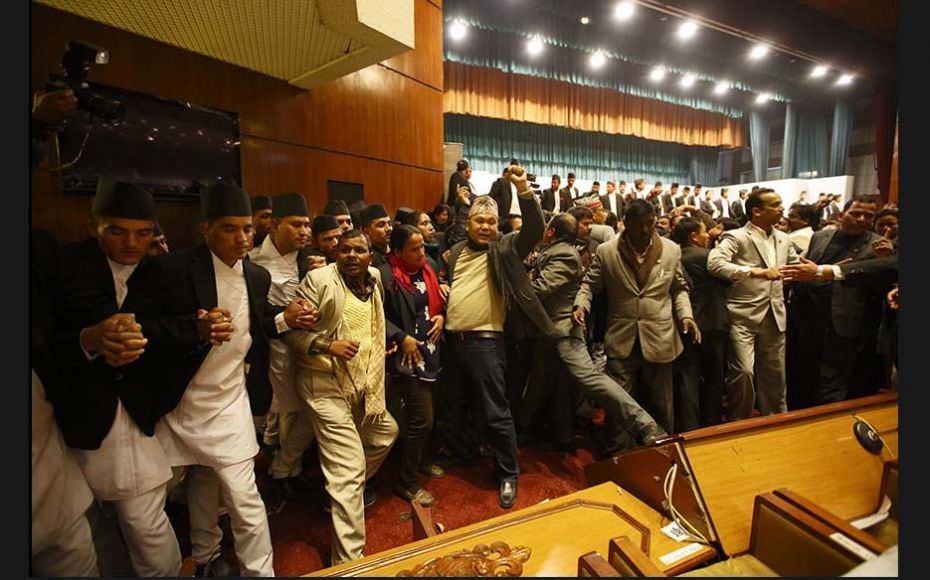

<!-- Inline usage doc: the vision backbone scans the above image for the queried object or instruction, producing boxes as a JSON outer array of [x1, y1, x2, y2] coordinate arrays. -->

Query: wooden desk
[[306, 483, 716, 577], [682, 393, 898, 557]]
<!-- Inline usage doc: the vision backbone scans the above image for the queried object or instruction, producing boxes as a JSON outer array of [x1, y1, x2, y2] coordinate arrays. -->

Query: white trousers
[[31, 510, 99, 577], [112, 483, 182, 576], [185, 460, 274, 576]]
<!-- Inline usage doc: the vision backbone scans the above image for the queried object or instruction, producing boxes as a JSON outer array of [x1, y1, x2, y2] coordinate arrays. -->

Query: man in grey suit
[[573, 200, 700, 434], [525, 214, 667, 452], [708, 188, 799, 421], [780, 196, 891, 406]]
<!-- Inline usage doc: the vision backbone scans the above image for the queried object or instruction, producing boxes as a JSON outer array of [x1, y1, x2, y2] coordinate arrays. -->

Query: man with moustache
[[708, 188, 799, 420], [283, 230, 399, 564], [360, 203, 393, 267]]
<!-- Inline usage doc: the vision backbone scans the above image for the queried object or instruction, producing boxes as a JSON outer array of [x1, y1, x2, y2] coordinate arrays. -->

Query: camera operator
[[31, 87, 78, 171]]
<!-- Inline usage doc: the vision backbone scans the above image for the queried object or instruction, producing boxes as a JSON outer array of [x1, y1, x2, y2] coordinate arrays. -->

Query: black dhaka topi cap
[[360, 203, 389, 225], [201, 181, 252, 220], [93, 177, 156, 220], [251, 195, 272, 212], [323, 199, 350, 216], [312, 215, 340, 234], [271, 192, 308, 218]]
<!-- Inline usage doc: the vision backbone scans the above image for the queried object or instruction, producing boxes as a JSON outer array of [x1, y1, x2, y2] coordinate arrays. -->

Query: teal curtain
[[782, 103, 799, 179], [444, 114, 723, 186], [749, 111, 770, 182], [795, 105, 829, 178], [830, 100, 854, 176]]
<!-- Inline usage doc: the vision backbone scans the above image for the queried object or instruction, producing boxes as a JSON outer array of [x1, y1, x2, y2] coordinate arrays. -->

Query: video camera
[[46, 40, 124, 124]]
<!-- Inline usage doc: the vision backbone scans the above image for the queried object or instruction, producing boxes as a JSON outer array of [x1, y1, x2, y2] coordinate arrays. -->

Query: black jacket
[[126, 243, 285, 422], [447, 193, 555, 340], [680, 246, 730, 333], [44, 238, 156, 449], [447, 171, 472, 206]]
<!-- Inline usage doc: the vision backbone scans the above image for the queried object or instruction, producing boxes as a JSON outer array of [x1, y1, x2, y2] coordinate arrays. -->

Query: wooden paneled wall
[[31, 0, 444, 249]]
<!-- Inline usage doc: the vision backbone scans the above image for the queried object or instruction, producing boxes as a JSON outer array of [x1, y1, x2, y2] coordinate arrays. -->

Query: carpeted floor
[[174, 435, 598, 576]]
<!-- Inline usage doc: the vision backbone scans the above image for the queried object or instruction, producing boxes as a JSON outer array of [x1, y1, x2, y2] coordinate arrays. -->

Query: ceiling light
[[749, 44, 769, 60], [713, 80, 730, 94], [649, 66, 666, 82], [810, 64, 829, 78], [448, 20, 467, 41], [590, 50, 607, 69], [836, 73, 854, 85], [677, 20, 699, 41], [680, 74, 696, 88], [527, 35, 544, 56], [580, 16, 590, 25], [755, 92, 771, 104], [613, 1, 635, 21]]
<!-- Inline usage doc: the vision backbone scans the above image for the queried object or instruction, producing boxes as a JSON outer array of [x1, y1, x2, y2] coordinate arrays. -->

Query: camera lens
[[80, 91, 125, 123]]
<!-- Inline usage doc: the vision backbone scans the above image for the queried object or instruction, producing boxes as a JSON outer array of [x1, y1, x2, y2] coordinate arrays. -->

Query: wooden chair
[[606, 493, 878, 577], [607, 536, 664, 577], [772, 488, 892, 554], [578, 551, 623, 577]]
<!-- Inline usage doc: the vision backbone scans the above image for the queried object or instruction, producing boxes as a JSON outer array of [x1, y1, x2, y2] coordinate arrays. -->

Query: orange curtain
[[443, 62, 746, 148]]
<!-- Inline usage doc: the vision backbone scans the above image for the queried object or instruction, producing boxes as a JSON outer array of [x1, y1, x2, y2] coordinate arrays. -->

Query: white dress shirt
[[720, 199, 731, 218], [250, 236, 302, 413], [157, 252, 258, 468], [605, 193, 621, 216], [73, 258, 173, 501]]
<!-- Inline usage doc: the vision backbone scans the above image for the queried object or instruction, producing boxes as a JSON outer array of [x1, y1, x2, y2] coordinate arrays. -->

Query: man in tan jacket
[[284, 230, 398, 565], [573, 200, 699, 434]]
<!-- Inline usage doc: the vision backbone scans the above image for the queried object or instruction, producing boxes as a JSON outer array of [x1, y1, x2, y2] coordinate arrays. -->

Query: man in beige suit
[[573, 200, 699, 434], [707, 188, 800, 421]]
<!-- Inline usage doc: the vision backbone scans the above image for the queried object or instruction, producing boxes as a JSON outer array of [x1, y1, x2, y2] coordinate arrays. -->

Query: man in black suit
[[559, 172, 581, 210], [600, 180, 625, 220], [250, 195, 273, 248], [584, 181, 601, 197], [446, 159, 474, 206], [681, 185, 695, 207], [714, 188, 733, 220], [489, 159, 523, 223], [700, 189, 716, 216], [540, 174, 562, 216], [126, 182, 317, 576], [731, 189, 748, 222], [50, 178, 182, 576], [671, 217, 730, 430], [780, 196, 890, 407], [660, 184, 675, 216], [360, 203, 394, 267]]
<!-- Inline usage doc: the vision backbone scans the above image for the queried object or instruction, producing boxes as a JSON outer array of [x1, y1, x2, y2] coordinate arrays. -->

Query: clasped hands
[[197, 298, 319, 346], [778, 256, 853, 282], [81, 313, 147, 368]]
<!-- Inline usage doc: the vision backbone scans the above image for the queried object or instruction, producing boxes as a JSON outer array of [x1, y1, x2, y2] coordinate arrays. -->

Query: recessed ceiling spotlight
[[677, 20, 699, 41], [749, 44, 770, 60], [613, 1, 635, 21], [755, 92, 771, 104], [836, 73, 854, 85], [590, 50, 607, 69], [527, 35, 544, 56], [680, 73, 696, 88], [713, 80, 730, 95], [649, 66, 666, 82], [810, 64, 829, 78], [449, 19, 468, 41], [580, 16, 590, 25]]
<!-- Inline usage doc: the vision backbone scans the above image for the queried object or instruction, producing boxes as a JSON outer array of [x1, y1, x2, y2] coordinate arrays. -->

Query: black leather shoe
[[641, 424, 669, 446], [499, 480, 517, 509], [194, 554, 239, 577]]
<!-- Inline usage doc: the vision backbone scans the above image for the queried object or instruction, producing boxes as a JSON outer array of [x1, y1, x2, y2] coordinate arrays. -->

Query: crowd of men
[[32, 149, 898, 575]]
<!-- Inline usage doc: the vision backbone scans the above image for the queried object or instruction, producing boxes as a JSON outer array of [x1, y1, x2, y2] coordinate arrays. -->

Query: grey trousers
[[298, 370, 398, 565], [556, 336, 659, 439], [604, 340, 675, 434], [726, 309, 788, 420]]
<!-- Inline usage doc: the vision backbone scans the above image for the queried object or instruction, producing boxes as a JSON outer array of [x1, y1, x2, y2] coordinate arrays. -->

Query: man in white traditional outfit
[[46, 178, 181, 576], [127, 181, 317, 576], [284, 229, 399, 565]]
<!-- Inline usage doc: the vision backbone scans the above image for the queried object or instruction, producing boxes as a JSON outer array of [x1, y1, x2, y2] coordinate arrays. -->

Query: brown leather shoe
[[396, 485, 436, 507], [418, 463, 446, 479]]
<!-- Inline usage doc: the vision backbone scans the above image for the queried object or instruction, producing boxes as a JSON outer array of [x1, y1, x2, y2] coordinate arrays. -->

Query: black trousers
[[674, 329, 728, 431]]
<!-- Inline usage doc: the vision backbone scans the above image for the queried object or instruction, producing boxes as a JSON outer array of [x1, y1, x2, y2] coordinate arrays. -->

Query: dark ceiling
[[444, 0, 898, 109]]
